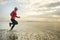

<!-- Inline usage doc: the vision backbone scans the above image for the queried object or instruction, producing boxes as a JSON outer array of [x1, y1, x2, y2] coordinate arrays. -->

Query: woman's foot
[[9, 23, 12, 27]]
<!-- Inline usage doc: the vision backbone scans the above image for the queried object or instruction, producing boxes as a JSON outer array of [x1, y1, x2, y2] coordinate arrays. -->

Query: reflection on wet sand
[[0, 21, 60, 40]]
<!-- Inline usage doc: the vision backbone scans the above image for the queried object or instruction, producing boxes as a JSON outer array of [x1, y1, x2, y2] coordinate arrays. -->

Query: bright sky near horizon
[[0, 0, 60, 18]]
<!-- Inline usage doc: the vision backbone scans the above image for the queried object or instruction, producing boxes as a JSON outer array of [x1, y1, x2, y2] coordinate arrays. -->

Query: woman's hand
[[16, 16, 20, 18], [17, 16, 20, 18]]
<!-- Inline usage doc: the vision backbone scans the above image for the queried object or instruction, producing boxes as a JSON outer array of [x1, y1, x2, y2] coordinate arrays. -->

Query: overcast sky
[[0, 0, 60, 18]]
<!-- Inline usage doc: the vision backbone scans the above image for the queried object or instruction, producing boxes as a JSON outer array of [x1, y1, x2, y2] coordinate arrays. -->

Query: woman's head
[[14, 7, 18, 11]]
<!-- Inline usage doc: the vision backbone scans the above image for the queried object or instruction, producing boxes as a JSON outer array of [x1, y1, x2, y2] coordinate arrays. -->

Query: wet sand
[[0, 21, 60, 40]]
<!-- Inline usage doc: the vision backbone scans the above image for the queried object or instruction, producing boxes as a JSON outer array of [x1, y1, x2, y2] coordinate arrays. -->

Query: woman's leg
[[9, 19, 12, 27], [10, 24, 15, 31], [10, 19, 18, 31]]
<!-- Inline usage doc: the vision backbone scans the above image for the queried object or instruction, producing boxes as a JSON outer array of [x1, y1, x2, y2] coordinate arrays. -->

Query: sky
[[0, 0, 60, 21]]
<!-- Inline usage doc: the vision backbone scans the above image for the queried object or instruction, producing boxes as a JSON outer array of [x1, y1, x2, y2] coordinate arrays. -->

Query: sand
[[0, 21, 60, 40]]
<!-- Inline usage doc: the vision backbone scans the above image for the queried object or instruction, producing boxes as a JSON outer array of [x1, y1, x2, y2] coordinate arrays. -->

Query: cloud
[[32, 2, 60, 10], [26, 1, 60, 18], [46, 2, 60, 7], [0, 0, 8, 5], [16, 0, 30, 5], [29, 1, 60, 14], [52, 10, 60, 15]]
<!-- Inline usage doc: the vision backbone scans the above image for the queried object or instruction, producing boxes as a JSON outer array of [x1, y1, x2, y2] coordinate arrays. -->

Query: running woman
[[9, 7, 20, 31]]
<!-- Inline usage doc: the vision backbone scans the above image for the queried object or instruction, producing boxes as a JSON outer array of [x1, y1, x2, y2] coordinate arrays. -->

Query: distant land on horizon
[[0, 17, 60, 22]]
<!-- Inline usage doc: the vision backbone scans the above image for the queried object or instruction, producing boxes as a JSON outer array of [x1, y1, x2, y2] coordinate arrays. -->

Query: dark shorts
[[11, 19, 18, 25]]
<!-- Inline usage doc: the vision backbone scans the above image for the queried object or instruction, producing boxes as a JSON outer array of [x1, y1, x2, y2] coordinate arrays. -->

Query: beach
[[0, 21, 60, 40]]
